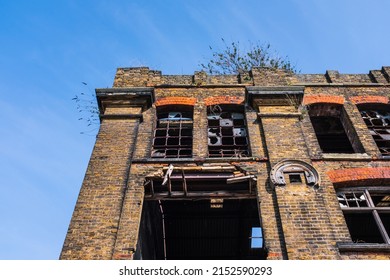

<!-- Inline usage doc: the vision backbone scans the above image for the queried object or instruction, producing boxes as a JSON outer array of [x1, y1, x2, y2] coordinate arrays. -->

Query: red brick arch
[[327, 167, 390, 187], [303, 95, 345, 106], [204, 96, 244, 106], [155, 97, 196, 107], [349, 95, 389, 105]]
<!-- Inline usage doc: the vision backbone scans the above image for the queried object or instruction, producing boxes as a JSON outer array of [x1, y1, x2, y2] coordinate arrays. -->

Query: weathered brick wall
[[61, 107, 142, 259], [62, 66, 390, 260], [256, 101, 343, 259]]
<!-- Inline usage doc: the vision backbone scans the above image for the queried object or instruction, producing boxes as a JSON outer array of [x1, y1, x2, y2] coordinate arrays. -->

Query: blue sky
[[0, 0, 389, 260]]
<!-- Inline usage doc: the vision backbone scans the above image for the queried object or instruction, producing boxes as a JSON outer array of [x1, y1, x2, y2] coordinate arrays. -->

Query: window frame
[[151, 105, 194, 159], [336, 186, 390, 245], [357, 104, 390, 157], [207, 104, 250, 158]]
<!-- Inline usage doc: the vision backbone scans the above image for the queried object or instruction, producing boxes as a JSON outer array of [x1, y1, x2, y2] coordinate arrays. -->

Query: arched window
[[151, 105, 193, 158], [207, 104, 249, 158]]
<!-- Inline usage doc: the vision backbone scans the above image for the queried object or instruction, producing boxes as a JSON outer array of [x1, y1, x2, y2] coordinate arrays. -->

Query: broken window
[[135, 168, 266, 260], [136, 199, 266, 260], [336, 187, 390, 244], [309, 103, 361, 153], [207, 104, 249, 157], [152, 105, 193, 158], [357, 104, 390, 156]]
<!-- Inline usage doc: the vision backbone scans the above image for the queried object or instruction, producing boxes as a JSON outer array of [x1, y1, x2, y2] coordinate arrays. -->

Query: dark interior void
[[310, 116, 354, 153], [344, 212, 386, 243], [135, 199, 267, 260]]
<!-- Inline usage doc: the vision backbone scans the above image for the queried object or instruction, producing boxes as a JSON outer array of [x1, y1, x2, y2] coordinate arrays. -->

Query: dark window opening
[[336, 188, 390, 244], [358, 104, 390, 156], [309, 103, 360, 153], [371, 194, 390, 207], [152, 105, 193, 158], [310, 116, 354, 153], [344, 212, 384, 243], [135, 198, 267, 260], [207, 104, 250, 158], [288, 173, 302, 184]]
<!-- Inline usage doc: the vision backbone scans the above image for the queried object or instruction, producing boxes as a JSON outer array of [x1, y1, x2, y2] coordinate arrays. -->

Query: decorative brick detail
[[349, 95, 389, 105], [303, 95, 345, 105], [328, 167, 390, 187], [204, 96, 244, 106], [155, 97, 196, 106]]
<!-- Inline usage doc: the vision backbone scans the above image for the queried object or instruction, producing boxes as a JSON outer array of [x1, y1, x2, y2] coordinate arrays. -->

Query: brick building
[[61, 66, 390, 260]]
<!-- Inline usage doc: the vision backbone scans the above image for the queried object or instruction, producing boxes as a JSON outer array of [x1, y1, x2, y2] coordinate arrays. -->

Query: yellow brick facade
[[61, 67, 390, 260]]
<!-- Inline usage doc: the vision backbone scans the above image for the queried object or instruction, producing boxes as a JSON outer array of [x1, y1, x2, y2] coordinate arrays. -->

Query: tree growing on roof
[[200, 38, 297, 75]]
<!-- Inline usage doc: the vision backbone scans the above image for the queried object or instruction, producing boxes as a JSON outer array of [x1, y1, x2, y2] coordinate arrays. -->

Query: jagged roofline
[[112, 66, 390, 87]]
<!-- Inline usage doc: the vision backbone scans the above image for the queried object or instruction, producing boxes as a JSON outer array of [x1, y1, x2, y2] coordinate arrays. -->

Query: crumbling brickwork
[[61, 66, 390, 260]]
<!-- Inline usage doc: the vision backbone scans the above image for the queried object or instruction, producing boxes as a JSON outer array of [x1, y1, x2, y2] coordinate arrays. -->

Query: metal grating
[[361, 110, 390, 156]]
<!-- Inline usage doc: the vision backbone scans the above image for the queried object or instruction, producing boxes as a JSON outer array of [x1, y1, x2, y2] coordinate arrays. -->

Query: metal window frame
[[337, 187, 390, 244], [151, 109, 194, 158], [360, 108, 390, 156], [207, 104, 250, 158]]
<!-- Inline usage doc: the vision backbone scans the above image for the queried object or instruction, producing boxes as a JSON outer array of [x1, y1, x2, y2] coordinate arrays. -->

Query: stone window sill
[[314, 153, 371, 161], [337, 242, 390, 252]]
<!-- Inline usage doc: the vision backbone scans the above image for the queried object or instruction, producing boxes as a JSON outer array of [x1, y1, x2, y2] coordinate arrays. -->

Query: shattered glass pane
[[220, 119, 233, 127], [208, 128, 221, 137], [169, 112, 182, 119], [231, 113, 244, 119], [207, 105, 249, 157], [360, 109, 390, 156], [233, 128, 247, 136], [337, 192, 367, 207]]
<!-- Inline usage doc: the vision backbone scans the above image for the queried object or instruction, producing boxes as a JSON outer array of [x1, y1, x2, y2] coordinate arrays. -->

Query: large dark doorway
[[135, 198, 266, 260]]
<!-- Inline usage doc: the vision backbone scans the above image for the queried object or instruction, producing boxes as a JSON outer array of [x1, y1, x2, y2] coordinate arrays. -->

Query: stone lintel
[[246, 86, 304, 107], [96, 87, 155, 114]]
